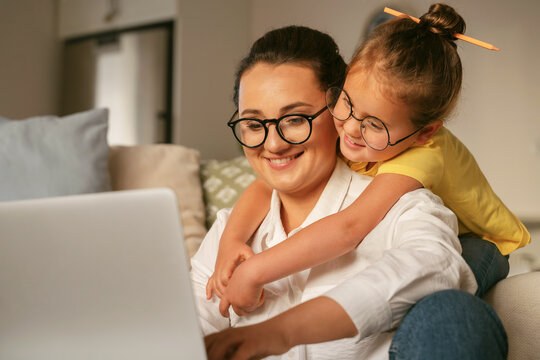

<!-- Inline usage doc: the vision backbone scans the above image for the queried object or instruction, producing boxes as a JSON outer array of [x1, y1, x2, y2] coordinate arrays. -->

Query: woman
[[191, 25, 505, 360]]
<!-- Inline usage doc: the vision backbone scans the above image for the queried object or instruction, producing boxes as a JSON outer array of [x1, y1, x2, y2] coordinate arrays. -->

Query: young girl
[[208, 3, 530, 311]]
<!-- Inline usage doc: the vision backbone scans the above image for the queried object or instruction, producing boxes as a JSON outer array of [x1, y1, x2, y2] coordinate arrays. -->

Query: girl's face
[[238, 62, 338, 200], [334, 68, 420, 163]]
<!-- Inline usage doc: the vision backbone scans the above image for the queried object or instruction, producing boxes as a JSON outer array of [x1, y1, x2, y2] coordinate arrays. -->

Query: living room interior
[[2, 0, 538, 272], [0, 0, 538, 358]]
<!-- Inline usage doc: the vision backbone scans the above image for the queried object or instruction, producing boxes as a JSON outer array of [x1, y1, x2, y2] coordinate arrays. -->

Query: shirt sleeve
[[377, 142, 444, 191], [323, 190, 477, 339], [190, 209, 232, 335]]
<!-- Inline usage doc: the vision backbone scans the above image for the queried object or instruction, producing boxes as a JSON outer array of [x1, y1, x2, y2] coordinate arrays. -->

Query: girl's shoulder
[[345, 127, 472, 189], [371, 127, 464, 189], [382, 126, 467, 168]]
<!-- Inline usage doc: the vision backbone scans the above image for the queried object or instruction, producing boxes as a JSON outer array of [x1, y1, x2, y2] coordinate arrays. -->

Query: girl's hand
[[205, 321, 290, 360], [206, 242, 254, 300], [219, 258, 264, 317]]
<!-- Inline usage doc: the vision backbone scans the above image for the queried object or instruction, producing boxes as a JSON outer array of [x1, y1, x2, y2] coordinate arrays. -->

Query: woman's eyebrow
[[280, 101, 313, 113], [240, 108, 263, 117], [240, 101, 314, 118]]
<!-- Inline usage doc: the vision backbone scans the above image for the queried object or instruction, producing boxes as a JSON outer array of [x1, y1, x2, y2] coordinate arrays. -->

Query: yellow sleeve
[[377, 143, 444, 191], [347, 127, 531, 255], [379, 128, 531, 255]]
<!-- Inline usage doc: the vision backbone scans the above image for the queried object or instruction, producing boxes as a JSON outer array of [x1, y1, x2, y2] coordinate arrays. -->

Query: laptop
[[0, 188, 207, 360]]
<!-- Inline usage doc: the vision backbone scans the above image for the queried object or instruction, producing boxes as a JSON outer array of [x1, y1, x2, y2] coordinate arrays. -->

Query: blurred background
[[0, 0, 538, 272]]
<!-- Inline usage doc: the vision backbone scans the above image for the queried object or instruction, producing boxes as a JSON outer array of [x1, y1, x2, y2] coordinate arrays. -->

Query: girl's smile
[[334, 69, 420, 163], [343, 133, 366, 149]]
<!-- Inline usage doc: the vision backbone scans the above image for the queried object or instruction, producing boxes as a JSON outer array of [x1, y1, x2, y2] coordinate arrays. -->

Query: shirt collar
[[264, 159, 352, 247], [299, 159, 351, 230]]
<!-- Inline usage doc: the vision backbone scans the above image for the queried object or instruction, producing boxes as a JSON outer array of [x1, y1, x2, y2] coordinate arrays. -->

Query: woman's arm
[[206, 178, 272, 299], [205, 296, 356, 360], [221, 173, 422, 313]]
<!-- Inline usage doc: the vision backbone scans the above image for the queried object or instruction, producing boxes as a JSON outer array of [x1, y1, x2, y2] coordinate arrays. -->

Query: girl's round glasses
[[325, 87, 422, 151]]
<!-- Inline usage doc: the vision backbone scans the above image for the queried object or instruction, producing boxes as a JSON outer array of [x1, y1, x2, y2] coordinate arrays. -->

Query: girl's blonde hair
[[350, 3, 466, 128]]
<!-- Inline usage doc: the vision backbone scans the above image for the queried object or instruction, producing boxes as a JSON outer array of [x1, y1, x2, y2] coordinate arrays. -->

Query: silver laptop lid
[[0, 188, 207, 360]]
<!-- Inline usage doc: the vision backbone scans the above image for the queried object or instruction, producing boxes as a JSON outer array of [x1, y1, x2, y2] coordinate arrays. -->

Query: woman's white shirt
[[191, 159, 477, 360]]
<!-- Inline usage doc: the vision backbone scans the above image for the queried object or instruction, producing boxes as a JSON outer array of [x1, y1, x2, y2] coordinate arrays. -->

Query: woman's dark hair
[[350, 3, 466, 127], [233, 25, 347, 107]]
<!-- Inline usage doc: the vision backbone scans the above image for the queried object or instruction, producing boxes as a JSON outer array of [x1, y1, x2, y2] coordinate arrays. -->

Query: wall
[[174, 0, 250, 160], [58, 0, 176, 38], [0, 0, 249, 161], [0, 0, 60, 118], [0, 0, 537, 223], [249, 0, 540, 221]]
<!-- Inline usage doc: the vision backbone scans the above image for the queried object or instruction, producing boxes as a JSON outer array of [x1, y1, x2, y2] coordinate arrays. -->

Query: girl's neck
[[366, 162, 376, 171]]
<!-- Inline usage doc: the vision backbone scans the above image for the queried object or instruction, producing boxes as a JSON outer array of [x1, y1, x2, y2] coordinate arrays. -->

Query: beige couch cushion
[[484, 271, 540, 360], [200, 156, 256, 228], [108, 144, 206, 257]]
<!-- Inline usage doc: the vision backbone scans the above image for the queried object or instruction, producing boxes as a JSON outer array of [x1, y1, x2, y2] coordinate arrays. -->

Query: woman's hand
[[219, 258, 265, 317], [208, 296, 358, 359], [205, 321, 290, 360], [206, 242, 254, 300]]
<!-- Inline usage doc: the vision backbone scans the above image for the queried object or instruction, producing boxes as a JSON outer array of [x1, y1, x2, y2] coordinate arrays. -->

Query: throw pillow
[[200, 156, 257, 229], [0, 109, 111, 201], [108, 144, 207, 258]]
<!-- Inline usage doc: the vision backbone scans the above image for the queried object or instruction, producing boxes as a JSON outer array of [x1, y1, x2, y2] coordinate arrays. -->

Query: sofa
[[1, 110, 538, 359], [107, 143, 539, 360]]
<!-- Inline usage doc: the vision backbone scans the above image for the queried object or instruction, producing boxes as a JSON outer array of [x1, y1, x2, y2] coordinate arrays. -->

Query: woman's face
[[334, 67, 419, 163], [238, 62, 338, 199]]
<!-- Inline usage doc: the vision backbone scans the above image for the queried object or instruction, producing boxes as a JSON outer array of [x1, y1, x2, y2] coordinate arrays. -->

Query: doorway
[[60, 22, 174, 145]]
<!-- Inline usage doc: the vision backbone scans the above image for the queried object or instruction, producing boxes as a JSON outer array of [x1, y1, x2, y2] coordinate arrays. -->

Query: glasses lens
[[326, 87, 352, 121], [233, 119, 266, 147], [278, 115, 311, 144], [361, 117, 389, 150]]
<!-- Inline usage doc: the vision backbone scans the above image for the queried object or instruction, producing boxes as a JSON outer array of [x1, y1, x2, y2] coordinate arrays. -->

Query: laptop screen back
[[0, 189, 206, 360]]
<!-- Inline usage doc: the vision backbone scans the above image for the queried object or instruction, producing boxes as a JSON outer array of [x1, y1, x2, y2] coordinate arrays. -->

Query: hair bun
[[419, 3, 466, 38]]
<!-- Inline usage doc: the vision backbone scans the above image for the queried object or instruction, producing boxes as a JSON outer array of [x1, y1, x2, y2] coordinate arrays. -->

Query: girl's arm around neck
[[206, 177, 272, 299], [218, 177, 271, 247], [245, 173, 423, 286]]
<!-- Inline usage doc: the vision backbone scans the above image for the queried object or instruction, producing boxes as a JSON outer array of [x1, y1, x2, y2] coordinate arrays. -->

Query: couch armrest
[[483, 271, 540, 360], [108, 144, 207, 257]]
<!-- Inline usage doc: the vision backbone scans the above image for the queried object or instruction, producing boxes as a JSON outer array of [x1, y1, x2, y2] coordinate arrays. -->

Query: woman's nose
[[264, 124, 290, 153]]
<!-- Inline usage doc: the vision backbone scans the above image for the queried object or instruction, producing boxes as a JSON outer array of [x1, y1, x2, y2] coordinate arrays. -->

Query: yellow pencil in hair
[[384, 7, 420, 22], [453, 33, 500, 51], [383, 7, 500, 51]]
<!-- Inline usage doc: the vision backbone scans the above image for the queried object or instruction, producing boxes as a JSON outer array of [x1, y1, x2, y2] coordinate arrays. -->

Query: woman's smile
[[265, 152, 303, 169], [239, 62, 338, 198]]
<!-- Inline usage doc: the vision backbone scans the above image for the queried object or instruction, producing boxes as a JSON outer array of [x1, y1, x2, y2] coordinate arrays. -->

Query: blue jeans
[[389, 290, 508, 360], [389, 237, 509, 359], [459, 235, 509, 297]]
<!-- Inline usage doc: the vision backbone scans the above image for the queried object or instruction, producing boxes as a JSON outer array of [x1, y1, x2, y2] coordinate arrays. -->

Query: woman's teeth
[[268, 153, 301, 164]]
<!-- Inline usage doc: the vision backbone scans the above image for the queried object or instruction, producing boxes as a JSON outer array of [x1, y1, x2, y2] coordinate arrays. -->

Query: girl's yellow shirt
[[346, 126, 530, 255]]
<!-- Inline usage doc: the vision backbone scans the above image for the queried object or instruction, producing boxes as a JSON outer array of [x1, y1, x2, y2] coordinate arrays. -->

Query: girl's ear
[[415, 121, 443, 144]]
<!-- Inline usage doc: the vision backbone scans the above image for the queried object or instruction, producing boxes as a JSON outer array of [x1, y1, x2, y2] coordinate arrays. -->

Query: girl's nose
[[264, 124, 290, 153], [343, 118, 362, 139]]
